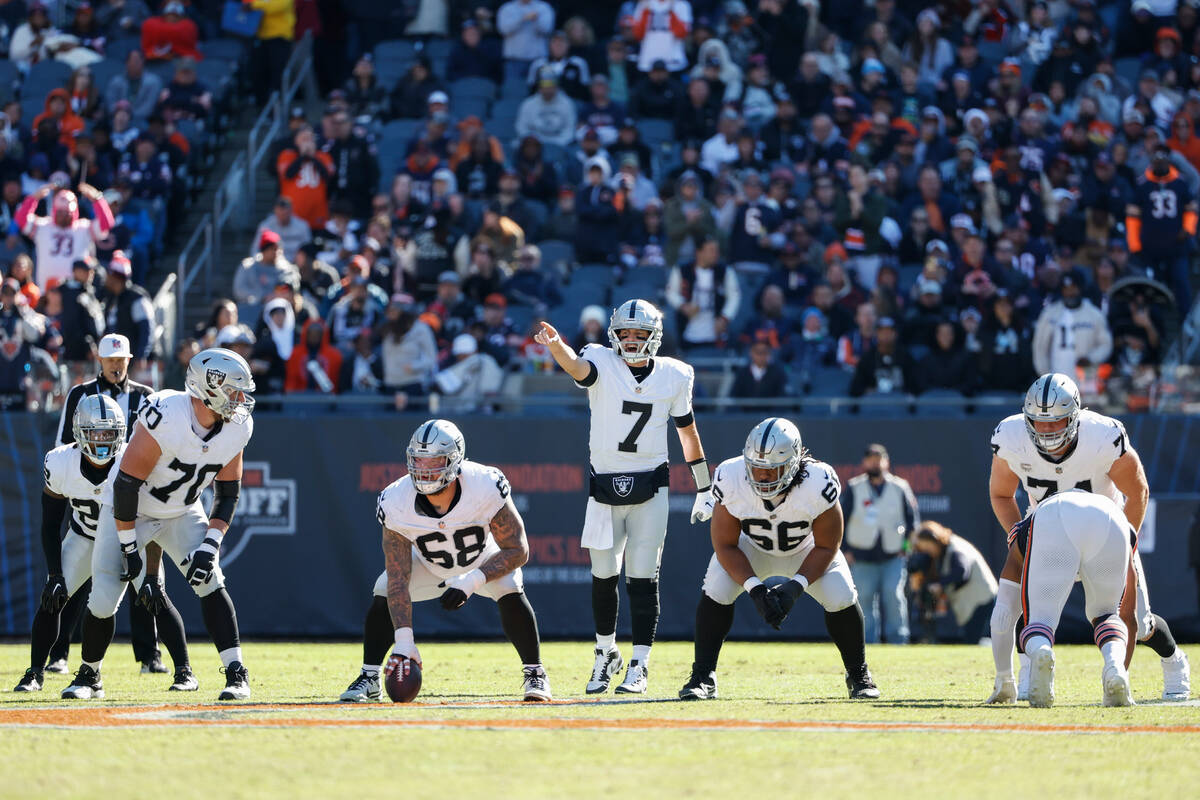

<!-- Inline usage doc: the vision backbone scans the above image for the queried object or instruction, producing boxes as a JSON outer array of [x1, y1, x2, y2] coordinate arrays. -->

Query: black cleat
[[141, 655, 169, 674], [678, 665, 718, 700], [218, 661, 250, 701], [169, 666, 199, 692], [846, 664, 880, 699], [14, 668, 43, 693], [62, 665, 104, 699]]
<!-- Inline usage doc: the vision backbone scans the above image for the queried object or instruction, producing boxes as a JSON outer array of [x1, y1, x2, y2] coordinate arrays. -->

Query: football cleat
[[1103, 664, 1134, 707], [141, 655, 168, 674], [522, 666, 552, 702], [217, 662, 250, 701], [14, 668, 43, 693], [1027, 648, 1055, 708], [678, 666, 717, 701], [1162, 650, 1191, 701], [585, 647, 624, 694], [615, 660, 648, 694], [846, 664, 881, 699], [169, 666, 199, 692], [1016, 652, 1030, 701], [45, 658, 69, 674], [339, 671, 382, 703], [61, 665, 104, 700], [984, 676, 1017, 705]]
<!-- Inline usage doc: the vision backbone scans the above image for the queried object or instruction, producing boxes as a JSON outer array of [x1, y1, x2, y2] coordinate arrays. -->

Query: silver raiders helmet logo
[[613, 475, 634, 497], [205, 368, 227, 389]]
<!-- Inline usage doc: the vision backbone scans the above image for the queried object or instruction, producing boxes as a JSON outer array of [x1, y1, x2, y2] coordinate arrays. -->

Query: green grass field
[[2, 640, 1199, 799]]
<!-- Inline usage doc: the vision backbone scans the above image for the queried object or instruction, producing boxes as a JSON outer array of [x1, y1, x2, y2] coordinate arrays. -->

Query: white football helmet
[[743, 417, 804, 498], [608, 299, 663, 363], [1023, 373, 1080, 454], [406, 419, 466, 495], [73, 393, 126, 464], [185, 348, 256, 424]]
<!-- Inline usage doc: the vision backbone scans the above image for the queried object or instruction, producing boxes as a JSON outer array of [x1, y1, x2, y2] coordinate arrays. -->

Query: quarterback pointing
[[679, 418, 880, 700], [536, 299, 712, 695], [986, 372, 1189, 702], [62, 348, 256, 701], [363, 419, 551, 702]]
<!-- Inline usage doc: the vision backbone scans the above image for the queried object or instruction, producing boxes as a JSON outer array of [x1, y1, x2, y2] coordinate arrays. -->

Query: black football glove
[[183, 537, 220, 587], [440, 587, 469, 611], [767, 579, 806, 626], [119, 542, 143, 583], [749, 584, 786, 630], [137, 580, 167, 615], [40, 573, 68, 614]]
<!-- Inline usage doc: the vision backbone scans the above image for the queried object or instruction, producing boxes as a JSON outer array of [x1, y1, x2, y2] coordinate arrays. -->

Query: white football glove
[[391, 627, 422, 666], [691, 489, 715, 524]]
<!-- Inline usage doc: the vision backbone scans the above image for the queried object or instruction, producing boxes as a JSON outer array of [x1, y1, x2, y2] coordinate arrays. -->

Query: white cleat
[[522, 666, 552, 702], [1016, 652, 1031, 702], [1162, 651, 1191, 701], [984, 676, 1017, 704], [61, 665, 104, 700], [1103, 664, 1135, 707], [585, 647, 623, 694], [338, 671, 381, 702], [615, 660, 648, 694], [1026, 648, 1055, 708], [45, 658, 69, 674]]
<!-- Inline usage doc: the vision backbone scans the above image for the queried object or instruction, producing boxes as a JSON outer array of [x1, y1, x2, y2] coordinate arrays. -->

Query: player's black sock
[[591, 575, 619, 637], [364, 595, 394, 666], [200, 588, 241, 654], [50, 585, 88, 663], [128, 598, 160, 663], [80, 610, 116, 665], [627, 578, 659, 648], [30, 606, 61, 670], [1142, 613, 1179, 658], [693, 594, 735, 674], [154, 592, 190, 669], [1014, 615, 1026, 654], [825, 604, 868, 672], [498, 592, 541, 665]]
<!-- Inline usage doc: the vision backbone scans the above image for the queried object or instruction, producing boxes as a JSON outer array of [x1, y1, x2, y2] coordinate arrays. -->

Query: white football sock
[[595, 633, 616, 651], [990, 579, 1020, 679], [218, 647, 243, 668], [1025, 635, 1052, 659], [632, 645, 651, 665], [1100, 640, 1126, 671]]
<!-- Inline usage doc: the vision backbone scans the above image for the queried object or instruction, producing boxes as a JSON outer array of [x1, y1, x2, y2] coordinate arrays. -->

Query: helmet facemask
[[1024, 411, 1078, 454], [72, 396, 126, 464], [608, 325, 661, 363], [744, 453, 800, 498], [406, 448, 463, 495]]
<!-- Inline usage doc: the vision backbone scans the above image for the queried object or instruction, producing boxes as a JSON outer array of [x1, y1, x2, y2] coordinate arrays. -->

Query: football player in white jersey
[[357, 419, 551, 702], [15, 182, 114, 287], [1009, 491, 1137, 707], [678, 418, 881, 700], [985, 372, 1189, 703], [61, 349, 257, 701], [14, 395, 196, 694], [535, 299, 713, 695]]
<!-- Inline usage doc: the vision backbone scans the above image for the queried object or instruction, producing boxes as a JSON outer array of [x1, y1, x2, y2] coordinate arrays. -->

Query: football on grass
[[384, 654, 422, 703]]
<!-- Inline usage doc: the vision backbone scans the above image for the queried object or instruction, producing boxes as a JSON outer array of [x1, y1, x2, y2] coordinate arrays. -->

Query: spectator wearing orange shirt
[[141, 1, 201, 62], [33, 89, 85, 153], [277, 127, 335, 228], [1168, 112, 1200, 173], [285, 318, 342, 393]]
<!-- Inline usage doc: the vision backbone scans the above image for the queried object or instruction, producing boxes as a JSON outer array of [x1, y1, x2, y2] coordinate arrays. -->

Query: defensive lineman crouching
[[680, 418, 880, 700]]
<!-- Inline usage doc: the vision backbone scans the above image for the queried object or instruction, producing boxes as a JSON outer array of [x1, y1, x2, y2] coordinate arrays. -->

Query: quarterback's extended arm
[[440, 498, 529, 611], [382, 526, 421, 664], [534, 321, 594, 382]]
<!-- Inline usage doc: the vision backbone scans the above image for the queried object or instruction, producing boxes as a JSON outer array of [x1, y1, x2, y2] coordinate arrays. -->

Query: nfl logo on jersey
[[206, 368, 227, 389], [613, 476, 634, 498]]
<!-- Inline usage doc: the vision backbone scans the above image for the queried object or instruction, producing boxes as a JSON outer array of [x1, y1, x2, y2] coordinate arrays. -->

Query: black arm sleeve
[[41, 492, 69, 574], [672, 411, 695, 428], [210, 479, 241, 526], [575, 360, 598, 388], [112, 470, 145, 523]]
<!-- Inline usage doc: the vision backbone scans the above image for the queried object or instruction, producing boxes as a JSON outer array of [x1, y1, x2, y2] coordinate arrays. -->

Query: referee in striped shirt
[[45, 334, 166, 674]]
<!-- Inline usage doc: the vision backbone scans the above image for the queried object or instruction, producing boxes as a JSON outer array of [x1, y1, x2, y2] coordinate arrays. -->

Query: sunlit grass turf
[[2, 641, 1198, 800]]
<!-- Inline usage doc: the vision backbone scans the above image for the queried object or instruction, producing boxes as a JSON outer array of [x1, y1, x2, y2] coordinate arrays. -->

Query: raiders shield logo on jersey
[[206, 368, 226, 389], [613, 475, 634, 497]]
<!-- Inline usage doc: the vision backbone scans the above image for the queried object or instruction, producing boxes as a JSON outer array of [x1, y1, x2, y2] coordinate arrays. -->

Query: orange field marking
[[2, 704, 1200, 734]]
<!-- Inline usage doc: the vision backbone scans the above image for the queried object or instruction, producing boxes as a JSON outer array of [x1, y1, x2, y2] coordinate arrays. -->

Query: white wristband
[[206, 527, 225, 546], [394, 627, 414, 650], [743, 576, 764, 592], [117, 528, 137, 547], [463, 568, 486, 593], [791, 573, 809, 590]]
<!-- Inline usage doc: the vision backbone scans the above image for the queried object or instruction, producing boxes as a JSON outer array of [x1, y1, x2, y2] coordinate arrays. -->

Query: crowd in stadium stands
[[4, 0, 1198, 411], [0, 0, 295, 409]]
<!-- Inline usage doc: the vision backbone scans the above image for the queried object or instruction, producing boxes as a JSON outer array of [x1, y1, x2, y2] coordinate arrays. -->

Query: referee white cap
[[98, 333, 132, 359]]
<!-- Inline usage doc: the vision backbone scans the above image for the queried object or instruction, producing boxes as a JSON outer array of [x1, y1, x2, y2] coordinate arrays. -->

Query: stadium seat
[[145, 60, 175, 85], [451, 77, 497, 101], [104, 37, 141, 64], [522, 200, 548, 239], [420, 38, 453, 60], [0, 61, 19, 104], [196, 58, 235, 98], [375, 60, 406, 91], [453, 95, 490, 121], [501, 75, 528, 100], [198, 39, 246, 65], [571, 263, 617, 288], [855, 392, 911, 417], [375, 40, 418, 64], [914, 389, 968, 417], [805, 366, 853, 397], [639, 119, 674, 148], [537, 239, 575, 276], [88, 58, 124, 96], [506, 305, 536, 334], [562, 282, 609, 310], [26, 58, 71, 91], [1114, 58, 1141, 91]]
